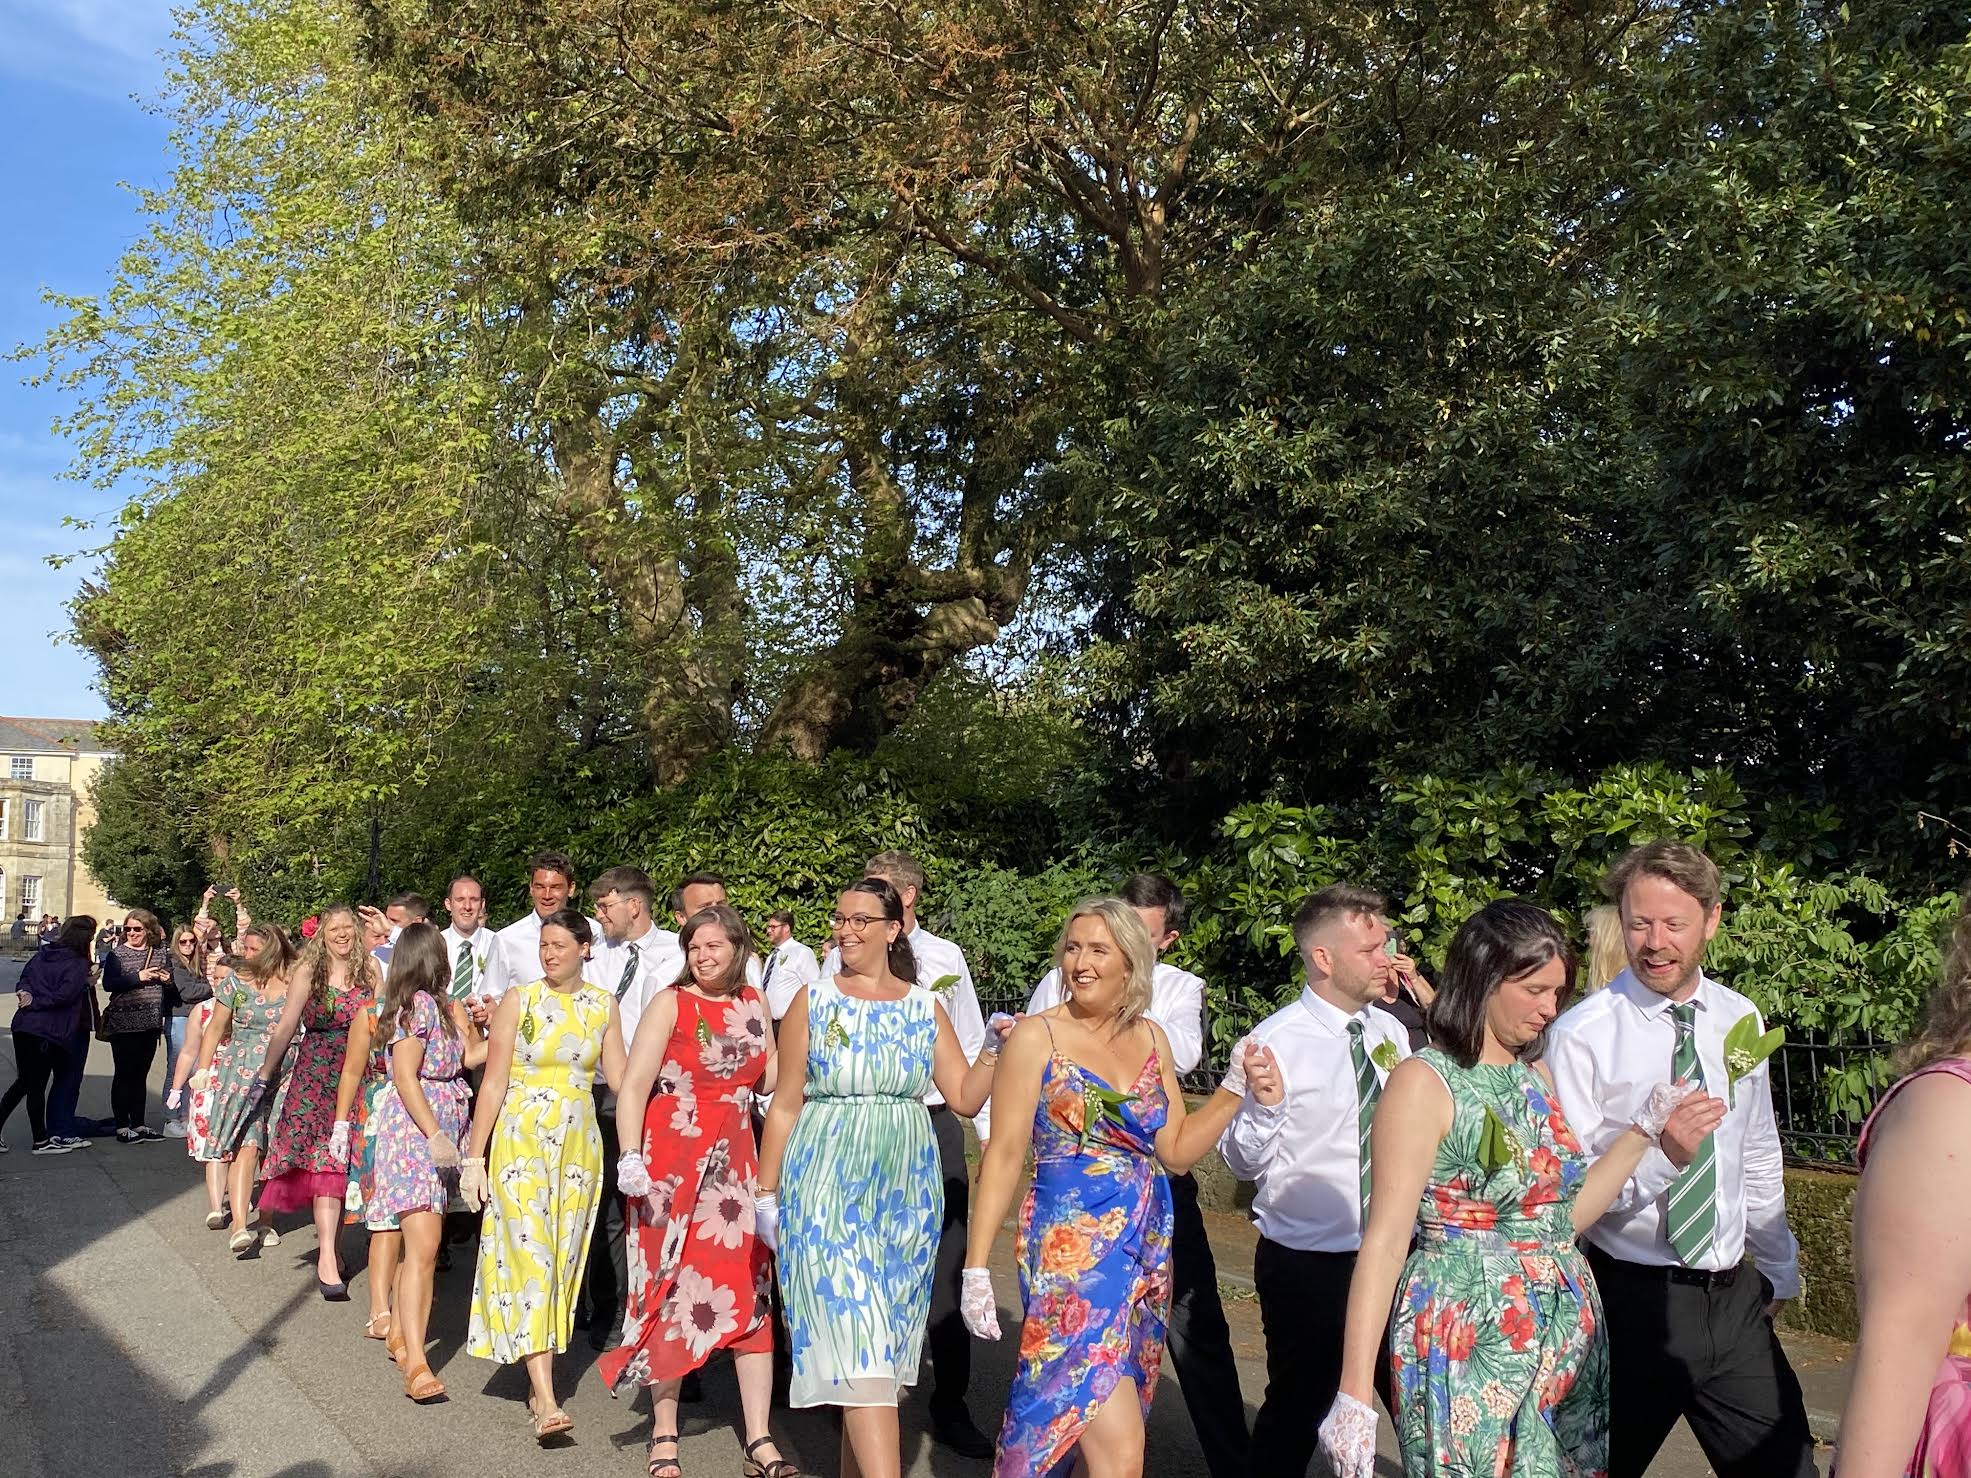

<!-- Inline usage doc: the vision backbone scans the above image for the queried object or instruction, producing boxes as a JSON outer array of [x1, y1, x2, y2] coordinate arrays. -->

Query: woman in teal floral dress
[[755, 878, 1001, 1478], [1321, 901, 1695, 1478]]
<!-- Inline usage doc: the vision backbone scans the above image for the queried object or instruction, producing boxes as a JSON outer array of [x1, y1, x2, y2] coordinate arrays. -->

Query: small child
[[166, 994, 230, 1229]]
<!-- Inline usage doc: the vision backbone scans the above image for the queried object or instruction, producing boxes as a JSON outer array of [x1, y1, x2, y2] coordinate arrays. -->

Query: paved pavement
[[0, 964, 1846, 1476]]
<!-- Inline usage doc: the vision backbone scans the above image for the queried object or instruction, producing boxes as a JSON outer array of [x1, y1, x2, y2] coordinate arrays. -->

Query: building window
[[23, 799, 44, 842], [19, 876, 40, 914], [0, 797, 7, 839], [8, 756, 30, 780]]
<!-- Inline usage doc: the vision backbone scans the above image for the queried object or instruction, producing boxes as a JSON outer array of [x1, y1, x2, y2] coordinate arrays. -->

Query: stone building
[[0, 716, 117, 929]]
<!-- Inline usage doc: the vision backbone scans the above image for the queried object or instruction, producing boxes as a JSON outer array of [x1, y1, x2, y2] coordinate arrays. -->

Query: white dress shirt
[[589, 925, 682, 1047], [439, 924, 495, 999], [762, 937, 822, 1020], [975, 961, 1211, 1143], [1546, 969, 1800, 1298], [822, 923, 986, 1107], [1218, 987, 1413, 1252], [478, 909, 607, 1001]]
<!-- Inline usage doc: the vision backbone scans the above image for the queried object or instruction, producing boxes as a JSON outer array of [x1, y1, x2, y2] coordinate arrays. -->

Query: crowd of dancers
[[4, 839, 1969, 1478]]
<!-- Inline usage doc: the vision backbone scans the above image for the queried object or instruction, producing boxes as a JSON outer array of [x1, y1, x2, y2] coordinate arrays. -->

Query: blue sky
[[0, 2, 178, 720]]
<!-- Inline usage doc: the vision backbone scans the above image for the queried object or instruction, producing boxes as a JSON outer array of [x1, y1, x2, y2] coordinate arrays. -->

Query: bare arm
[[965, 1019, 1048, 1268], [600, 999, 628, 1095], [1151, 1025, 1263, 1173], [756, 986, 810, 1193], [617, 989, 678, 1156], [333, 1008, 374, 1123], [929, 999, 998, 1116], [1530, 1062, 1660, 1232], [465, 993, 521, 1161], [390, 1029, 443, 1139], [1837, 1072, 1971, 1478], [451, 1000, 489, 1070], [255, 973, 312, 1081], [194, 995, 235, 1076], [1337, 1058, 1452, 1403]]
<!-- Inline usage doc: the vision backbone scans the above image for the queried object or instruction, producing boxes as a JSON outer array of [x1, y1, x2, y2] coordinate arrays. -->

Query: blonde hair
[[1584, 905, 1628, 994], [293, 904, 381, 1006], [1900, 883, 1971, 1075], [1053, 897, 1155, 1031]]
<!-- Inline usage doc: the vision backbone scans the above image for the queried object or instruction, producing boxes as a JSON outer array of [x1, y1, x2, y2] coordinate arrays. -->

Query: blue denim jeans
[[162, 1013, 189, 1105]]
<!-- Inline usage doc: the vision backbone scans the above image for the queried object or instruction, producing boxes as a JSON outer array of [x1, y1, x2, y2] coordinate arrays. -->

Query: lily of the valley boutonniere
[[1724, 1013, 1784, 1107]]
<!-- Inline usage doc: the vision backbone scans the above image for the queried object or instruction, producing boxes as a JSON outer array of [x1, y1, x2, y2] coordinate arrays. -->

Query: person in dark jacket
[[100, 909, 171, 1141], [0, 916, 98, 1154]]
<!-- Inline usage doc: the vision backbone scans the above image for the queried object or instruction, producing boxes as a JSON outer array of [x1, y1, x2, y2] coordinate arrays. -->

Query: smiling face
[[1484, 953, 1569, 1054], [687, 928, 735, 989], [123, 915, 150, 947], [1060, 913, 1130, 1017], [538, 921, 585, 984], [530, 867, 574, 919], [592, 889, 643, 943], [675, 880, 727, 927], [322, 911, 358, 961], [831, 889, 899, 974], [1620, 872, 1720, 1003], [446, 878, 485, 933], [765, 917, 792, 947]]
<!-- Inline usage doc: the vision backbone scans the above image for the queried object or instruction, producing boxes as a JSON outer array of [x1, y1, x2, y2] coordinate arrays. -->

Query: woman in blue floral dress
[[963, 897, 1275, 1478], [1320, 901, 1697, 1478], [755, 878, 1001, 1478]]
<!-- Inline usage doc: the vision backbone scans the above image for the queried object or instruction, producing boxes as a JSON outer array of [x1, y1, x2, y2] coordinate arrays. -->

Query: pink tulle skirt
[[256, 1168, 348, 1213]]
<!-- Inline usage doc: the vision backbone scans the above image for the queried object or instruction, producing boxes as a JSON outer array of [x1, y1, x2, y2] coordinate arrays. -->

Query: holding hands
[[1636, 1080, 1725, 1165], [1219, 1035, 1284, 1106]]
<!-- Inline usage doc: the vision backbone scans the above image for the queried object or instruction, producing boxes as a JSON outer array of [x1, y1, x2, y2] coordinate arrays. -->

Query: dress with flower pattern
[[184, 998, 229, 1164], [599, 986, 773, 1392], [1850, 1056, 1971, 1478], [993, 1033, 1173, 1478], [368, 991, 470, 1222], [206, 973, 298, 1159], [1392, 1047, 1607, 1477], [260, 982, 371, 1213], [466, 979, 612, 1364], [343, 999, 393, 1228], [780, 975, 943, 1407]]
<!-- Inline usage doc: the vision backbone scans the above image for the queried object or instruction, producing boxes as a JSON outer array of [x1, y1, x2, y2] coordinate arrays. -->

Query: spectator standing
[[1545, 841, 1814, 1478], [162, 922, 214, 1136], [100, 909, 170, 1142], [0, 915, 97, 1154], [437, 875, 494, 1005], [760, 910, 820, 1022]]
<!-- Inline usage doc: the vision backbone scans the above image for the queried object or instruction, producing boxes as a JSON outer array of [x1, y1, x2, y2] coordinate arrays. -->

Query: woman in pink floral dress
[[1837, 886, 1971, 1478], [599, 905, 794, 1478]]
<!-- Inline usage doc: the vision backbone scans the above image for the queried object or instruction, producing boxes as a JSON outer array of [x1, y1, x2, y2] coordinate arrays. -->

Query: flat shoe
[[228, 1229, 256, 1257], [387, 1327, 409, 1367], [404, 1364, 447, 1403], [257, 1224, 281, 1247], [363, 1314, 392, 1342], [205, 1211, 228, 1231], [529, 1400, 573, 1443]]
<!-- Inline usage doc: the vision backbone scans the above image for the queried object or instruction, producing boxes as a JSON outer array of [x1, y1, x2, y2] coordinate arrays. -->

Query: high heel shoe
[[318, 1278, 349, 1301]]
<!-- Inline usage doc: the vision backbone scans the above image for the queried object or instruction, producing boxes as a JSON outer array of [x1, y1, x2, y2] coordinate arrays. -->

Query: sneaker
[[54, 1136, 88, 1149], [116, 1128, 139, 1144], [31, 1139, 75, 1156], [163, 1119, 189, 1138], [0, 1136, 9, 1153], [131, 1126, 165, 1142]]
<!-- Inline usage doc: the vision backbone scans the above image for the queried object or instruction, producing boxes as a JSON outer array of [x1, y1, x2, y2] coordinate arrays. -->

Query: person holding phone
[[1377, 931, 1436, 1051], [100, 909, 171, 1141]]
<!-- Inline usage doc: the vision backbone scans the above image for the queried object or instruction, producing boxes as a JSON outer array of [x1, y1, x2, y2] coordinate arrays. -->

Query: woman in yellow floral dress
[[460, 908, 626, 1442]]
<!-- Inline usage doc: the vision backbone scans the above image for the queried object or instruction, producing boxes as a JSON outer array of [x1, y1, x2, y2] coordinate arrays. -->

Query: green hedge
[[1779, 1168, 1858, 1341]]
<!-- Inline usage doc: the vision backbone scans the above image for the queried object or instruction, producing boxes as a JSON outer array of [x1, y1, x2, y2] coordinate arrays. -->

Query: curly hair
[[1899, 883, 1971, 1075], [293, 904, 382, 1006]]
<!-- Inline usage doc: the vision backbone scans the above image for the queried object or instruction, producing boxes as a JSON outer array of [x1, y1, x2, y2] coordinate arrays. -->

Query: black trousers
[[583, 1088, 628, 1336], [1587, 1246, 1817, 1478], [50, 1028, 89, 1137], [1166, 1173, 1250, 1478], [925, 1105, 973, 1421], [1248, 1238, 1393, 1478], [0, 1029, 66, 1142], [109, 1032, 159, 1130]]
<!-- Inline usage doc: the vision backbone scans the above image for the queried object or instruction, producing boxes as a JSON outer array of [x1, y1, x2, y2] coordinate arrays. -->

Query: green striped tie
[[615, 943, 639, 999], [450, 938, 474, 1000], [1347, 1021, 1381, 1225], [1664, 1002, 1718, 1263]]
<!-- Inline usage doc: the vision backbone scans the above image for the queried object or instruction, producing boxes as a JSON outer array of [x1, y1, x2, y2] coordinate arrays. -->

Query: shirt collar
[[1616, 968, 1719, 1020], [1298, 985, 1375, 1037]]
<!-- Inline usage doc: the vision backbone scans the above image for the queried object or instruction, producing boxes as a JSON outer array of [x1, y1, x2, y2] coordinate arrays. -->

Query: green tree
[[79, 759, 209, 921]]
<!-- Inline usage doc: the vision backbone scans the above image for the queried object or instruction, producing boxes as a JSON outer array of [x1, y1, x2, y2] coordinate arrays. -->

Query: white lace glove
[[1317, 1391, 1379, 1478], [427, 1131, 461, 1171], [754, 1191, 780, 1253], [459, 1157, 489, 1212], [1219, 1034, 1256, 1096], [1634, 1081, 1701, 1141], [984, 1012, 1018, 1054], [960, 1266, 1001, 1340], [327, 1119, 351, 1163], [165, 1087, 184, 1113], [618, 1151, 652, 1198]]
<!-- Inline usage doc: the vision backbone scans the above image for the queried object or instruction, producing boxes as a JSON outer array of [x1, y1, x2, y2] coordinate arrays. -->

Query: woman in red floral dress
[[599, 905, 796, 1478]]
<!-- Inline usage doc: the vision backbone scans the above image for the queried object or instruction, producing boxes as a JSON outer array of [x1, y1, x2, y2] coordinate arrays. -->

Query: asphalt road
[[0, 958, 1840, 1477]]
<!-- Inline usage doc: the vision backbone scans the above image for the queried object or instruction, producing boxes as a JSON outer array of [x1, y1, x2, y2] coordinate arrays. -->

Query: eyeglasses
[[123, 925, 146, 935], [829, 912, 884, 932]]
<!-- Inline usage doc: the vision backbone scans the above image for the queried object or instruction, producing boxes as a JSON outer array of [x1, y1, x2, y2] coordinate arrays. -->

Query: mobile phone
[[1385, 933, 1404, 959]]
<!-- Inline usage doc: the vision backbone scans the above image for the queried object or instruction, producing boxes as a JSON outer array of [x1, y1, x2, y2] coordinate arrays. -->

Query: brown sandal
[[742, 1435, 799, 1478], [646, 1432, 680, 1477], [403, 1363, 447, 1402], [386, 1326, 409, 1368]]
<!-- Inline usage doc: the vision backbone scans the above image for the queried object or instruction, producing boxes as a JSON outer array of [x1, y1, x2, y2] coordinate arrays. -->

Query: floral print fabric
[[993, 1041, 1173, 1478], [598, 986, 773, 1391], [183, 998, 229, 1164], [367, 992, 469, 1222], [1392, 1048, 1607, 1477], [206, 974, 295, 1159], [779, 976, 943, 1408], [466, 979, 611, 1364], [260, 980, 370, 1208], [1853, 1057, 1971, 1478], [342, 1000, 393, 1229]]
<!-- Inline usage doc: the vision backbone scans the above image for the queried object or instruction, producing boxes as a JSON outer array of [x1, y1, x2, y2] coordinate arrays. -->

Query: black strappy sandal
[[742, 1434, 801, 1478], [646, 1431, 682, 1478]]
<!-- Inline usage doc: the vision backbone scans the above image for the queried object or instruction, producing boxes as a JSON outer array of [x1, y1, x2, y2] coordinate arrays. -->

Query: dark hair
[[1292, 883, 1388, 955], [1426, 899, 1577, 1068], [591, 865, 656, 909], [375, 922, 457, 1041], [527, 850, 577, 885], [387, 891, 431, 922], [674, 905, 754, 997], [767, 909, 795, 928], [672, 871, 727, 909], [1600, 840, 1723, 915], [1120, 873, 1187, 936], [540, 907, 593, 950], [52, 915, 97, 956], [842, 876, 917, 984]]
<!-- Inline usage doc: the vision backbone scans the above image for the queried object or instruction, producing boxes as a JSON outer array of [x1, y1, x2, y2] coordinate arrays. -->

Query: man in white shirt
[[1546, 842, 1814, 1478], [820, 850, 991, 1457], [1219, 883, 1412, 1478], [760, 910, 820, 1021], [1000, 874, 1248, 1478], [437, 875, 494, 1003], [475, 850, 604, 1003]]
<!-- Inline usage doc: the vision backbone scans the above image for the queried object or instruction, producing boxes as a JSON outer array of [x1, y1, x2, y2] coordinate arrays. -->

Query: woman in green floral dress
[[1319, 900, 1703, 1478]]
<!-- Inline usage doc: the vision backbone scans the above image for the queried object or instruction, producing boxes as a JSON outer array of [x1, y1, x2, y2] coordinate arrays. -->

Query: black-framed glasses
[[829, 912, 884, 932]]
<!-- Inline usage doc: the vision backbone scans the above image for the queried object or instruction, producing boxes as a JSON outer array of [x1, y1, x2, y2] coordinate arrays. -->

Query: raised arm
[[1154, 1029, 1278, 1173]]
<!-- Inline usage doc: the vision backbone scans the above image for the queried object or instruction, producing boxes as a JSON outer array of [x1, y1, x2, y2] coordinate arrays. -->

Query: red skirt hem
[[257, 1168, 348, 1212]]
